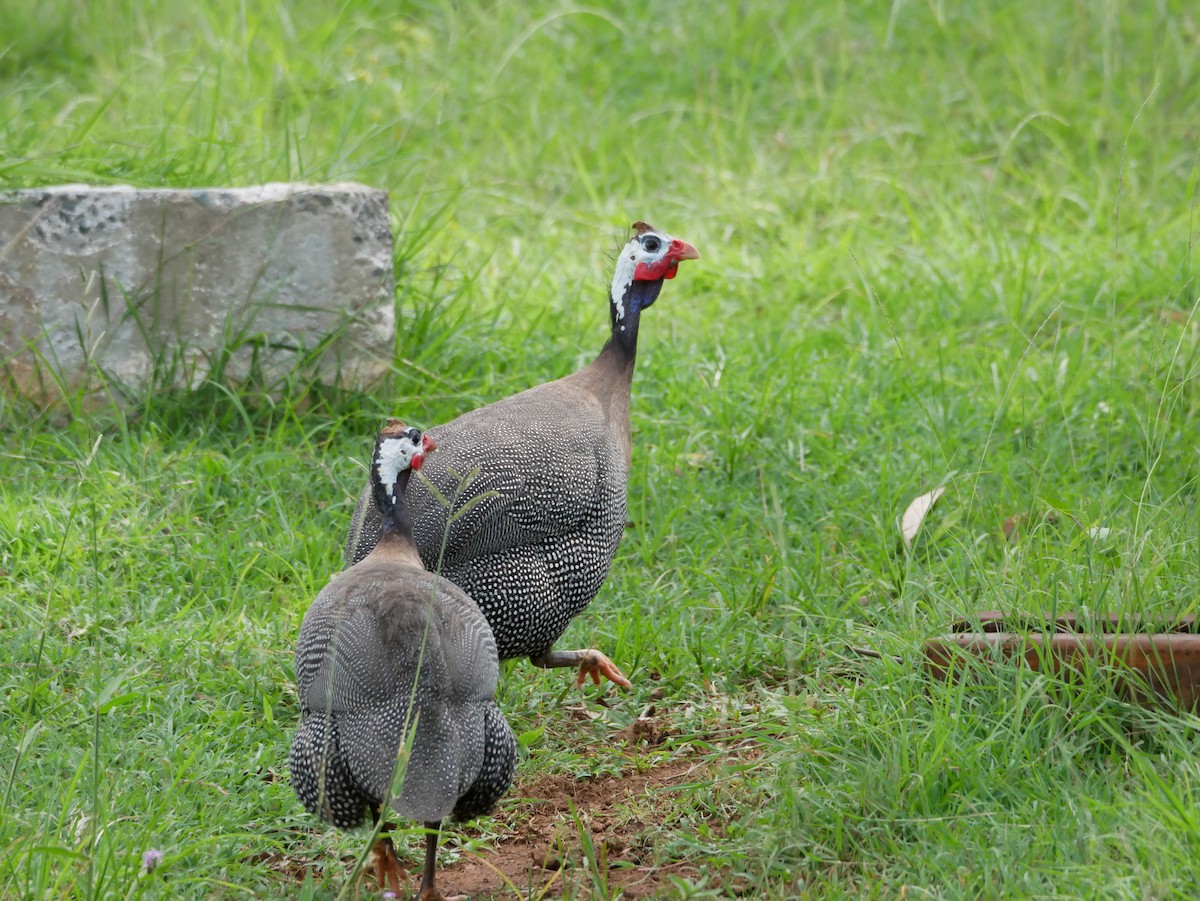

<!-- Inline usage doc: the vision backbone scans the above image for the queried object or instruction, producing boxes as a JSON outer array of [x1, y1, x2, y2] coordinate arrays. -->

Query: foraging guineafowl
[[344, 223, 699, 689], [291, 422, 516, 899]]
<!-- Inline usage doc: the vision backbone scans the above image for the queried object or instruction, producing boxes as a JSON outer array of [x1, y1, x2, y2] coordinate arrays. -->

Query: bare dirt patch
[[439, 752, 717, 900], [260, 709, 764, 898]]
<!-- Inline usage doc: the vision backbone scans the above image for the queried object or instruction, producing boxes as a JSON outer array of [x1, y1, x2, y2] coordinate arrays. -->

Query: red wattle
[[638, 259, 667, 280], [634, 259, 674, 281], [632, 237, 696, 281]]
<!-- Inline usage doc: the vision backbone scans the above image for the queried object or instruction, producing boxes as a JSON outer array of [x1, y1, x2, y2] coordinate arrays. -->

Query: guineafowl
[[344, 223, 699, 689], [291, 422, 516, 899]]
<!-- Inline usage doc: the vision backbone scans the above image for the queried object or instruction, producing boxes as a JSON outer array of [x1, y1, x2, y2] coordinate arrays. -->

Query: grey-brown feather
[[343, 357, 632, 661], [290, 556, 515, 827]]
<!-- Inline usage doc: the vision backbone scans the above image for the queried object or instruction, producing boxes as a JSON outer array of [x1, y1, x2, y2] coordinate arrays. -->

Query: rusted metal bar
[[949, 610, 1198, 635], [924, 630, 1200, 710]]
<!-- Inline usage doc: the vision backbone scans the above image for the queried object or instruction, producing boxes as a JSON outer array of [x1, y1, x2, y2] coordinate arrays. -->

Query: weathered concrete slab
[[0, 183, 394, 405]]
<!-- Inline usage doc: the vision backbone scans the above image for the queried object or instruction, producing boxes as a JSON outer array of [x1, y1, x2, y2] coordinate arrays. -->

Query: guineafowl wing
[[409, 396, 605, 568], [295, 584, 395, 714], [343, 383, 614, 570]]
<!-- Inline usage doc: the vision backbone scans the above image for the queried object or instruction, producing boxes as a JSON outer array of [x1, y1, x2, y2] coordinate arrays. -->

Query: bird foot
[[531, 647, 631, 690], [419, 890, 466, 901], [576, 649, 632, 689], [368, 836, 409, 896]]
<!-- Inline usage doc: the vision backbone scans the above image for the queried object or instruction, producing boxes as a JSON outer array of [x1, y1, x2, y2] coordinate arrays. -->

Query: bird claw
[[575, 650, 632, 690], [369, 836, 409, 896]]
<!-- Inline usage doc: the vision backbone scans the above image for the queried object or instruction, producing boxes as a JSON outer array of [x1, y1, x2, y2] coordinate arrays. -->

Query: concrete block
[[0, 183, 395, 405]]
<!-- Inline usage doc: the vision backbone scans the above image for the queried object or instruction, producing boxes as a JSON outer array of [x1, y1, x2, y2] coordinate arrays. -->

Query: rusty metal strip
[[923, 631, 1200, 709]]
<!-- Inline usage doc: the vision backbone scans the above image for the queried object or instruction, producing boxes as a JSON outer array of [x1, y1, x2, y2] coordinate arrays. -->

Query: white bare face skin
[[610, 228, 675, 323], [375, 434, 421, 499]]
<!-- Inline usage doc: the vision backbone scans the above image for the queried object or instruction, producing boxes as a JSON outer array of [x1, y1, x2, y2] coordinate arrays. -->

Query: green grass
[[3, 0, 1200, 897]]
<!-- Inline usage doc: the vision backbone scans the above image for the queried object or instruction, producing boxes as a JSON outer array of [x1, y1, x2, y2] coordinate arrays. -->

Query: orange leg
[[368, 835, 408, 896], [531, 648, 632, 689]]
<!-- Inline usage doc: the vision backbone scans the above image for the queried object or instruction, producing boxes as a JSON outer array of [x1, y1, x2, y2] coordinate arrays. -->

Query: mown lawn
[[3, 1, 1200, 897]]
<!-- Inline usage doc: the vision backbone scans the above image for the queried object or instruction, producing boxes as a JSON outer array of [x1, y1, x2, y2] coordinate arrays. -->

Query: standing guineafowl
[[344, 223, 700, 689], [292, 422, 516, 900]]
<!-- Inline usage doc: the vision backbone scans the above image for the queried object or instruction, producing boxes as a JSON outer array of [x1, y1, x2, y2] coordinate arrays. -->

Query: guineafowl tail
[[290, 713, 376, 829], [452, 703, 517, 822]]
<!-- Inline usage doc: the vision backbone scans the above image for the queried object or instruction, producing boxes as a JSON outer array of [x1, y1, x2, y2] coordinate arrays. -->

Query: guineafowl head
[[370, 420, 437, 524], [608, 222, 700, 338]]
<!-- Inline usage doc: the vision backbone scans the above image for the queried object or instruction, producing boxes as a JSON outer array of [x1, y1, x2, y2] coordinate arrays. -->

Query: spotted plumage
[[344, 224, 699, 689], [292, 424, 516, 898]]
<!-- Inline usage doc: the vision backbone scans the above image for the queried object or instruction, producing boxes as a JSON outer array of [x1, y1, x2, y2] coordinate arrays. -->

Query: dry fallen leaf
[[900, 487, 945, 549], [1002, 514, 1023, 541]]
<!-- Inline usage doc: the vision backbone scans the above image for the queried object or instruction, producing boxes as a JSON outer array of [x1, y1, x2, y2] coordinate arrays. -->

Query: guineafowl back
[[344, 372, 630, 661], [290, 559, 515, 826]]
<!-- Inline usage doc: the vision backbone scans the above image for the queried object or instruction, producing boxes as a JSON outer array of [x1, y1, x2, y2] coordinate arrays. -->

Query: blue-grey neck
[[371, 467, 415, 539], [608, 279, 664, 360]]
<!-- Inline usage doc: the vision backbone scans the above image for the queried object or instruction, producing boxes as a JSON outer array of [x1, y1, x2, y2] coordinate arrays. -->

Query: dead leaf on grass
[[1002, 513, 1023, 541], [899, 487, 944, 549]]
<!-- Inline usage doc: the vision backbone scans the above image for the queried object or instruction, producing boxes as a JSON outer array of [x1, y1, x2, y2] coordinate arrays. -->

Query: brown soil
[[437, 752, 714, 900], [259, 711, 761, 898]]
